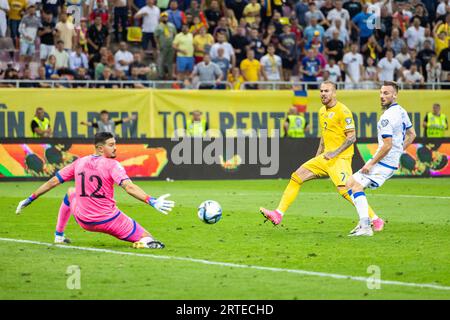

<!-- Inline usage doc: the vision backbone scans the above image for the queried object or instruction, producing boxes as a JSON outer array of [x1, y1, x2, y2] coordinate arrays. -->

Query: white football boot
[[348, 225, 373, 237]]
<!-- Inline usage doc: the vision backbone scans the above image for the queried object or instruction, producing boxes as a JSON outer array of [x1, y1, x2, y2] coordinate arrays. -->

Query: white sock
[[353, 192, 370, 227], [275, 209, 284, 216], [139, 236, 154, 243]]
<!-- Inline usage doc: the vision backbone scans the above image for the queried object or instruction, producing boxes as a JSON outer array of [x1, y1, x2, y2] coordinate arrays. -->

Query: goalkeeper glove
[[146, 194, 175, 215], [16, 194, 37, 214]]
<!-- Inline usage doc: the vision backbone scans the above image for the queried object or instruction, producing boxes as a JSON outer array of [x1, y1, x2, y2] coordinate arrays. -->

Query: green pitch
[[0, 178, 449, 300]]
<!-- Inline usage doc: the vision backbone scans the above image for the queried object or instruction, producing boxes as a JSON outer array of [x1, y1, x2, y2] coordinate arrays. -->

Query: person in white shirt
[[50, 40, 70, 69], [346, 81, 416, 237], [324, 19, 349, 45], [343, 42, 364, 89], [209, 32, 236, 67], [69, 45, 89, 71], [135, 0, 160, 51], [436, 0, 449, 17], [324, 57, 341, 82], [0, 0, 9, 37], [114, 41, 134, 73], [401, 64, 424, 88], [395, 46, 410, 65], [377, 49, 402, 81], [404, 17, 425, 50], [326, 0, 350, 31], [260, 44, 282, 81]]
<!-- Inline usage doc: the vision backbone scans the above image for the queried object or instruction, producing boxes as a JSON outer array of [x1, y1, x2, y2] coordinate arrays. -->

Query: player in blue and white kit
[[345, 81, 417, 236]]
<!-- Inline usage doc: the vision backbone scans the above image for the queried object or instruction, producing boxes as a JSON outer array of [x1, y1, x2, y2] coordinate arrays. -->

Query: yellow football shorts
[[302, 154, 353, 187]]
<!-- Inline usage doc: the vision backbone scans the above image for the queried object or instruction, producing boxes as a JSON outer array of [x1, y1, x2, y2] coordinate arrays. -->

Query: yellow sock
[[276, 172, 303, 214], [339, 189, 378, 220]]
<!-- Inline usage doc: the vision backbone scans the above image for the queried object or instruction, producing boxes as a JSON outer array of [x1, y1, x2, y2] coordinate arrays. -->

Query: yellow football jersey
[[319, 101, 355, 159]]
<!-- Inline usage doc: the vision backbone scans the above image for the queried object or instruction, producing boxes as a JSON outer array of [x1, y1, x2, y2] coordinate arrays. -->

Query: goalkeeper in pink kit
[[15, 132, 175, 249]]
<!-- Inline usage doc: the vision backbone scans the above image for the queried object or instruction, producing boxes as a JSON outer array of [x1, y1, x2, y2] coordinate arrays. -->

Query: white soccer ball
[[198, 200, 222, 224]]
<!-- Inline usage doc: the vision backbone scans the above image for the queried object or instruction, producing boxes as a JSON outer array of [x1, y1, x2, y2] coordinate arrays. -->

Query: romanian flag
[[292, 89, 308, 113]]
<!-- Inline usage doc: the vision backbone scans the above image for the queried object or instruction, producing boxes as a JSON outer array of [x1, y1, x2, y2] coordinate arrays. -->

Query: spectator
[[18, 4, 40, 64], [38, 11, 56, 64], [403, 49, 422, 70], [344, 0, 362, 20], [278, 23, 297, 81], [294, 0, 309, 27], [377, 49, 402, 81], [351, 4, 374, 46], [391, 27, 406, 55], [243, 0, 260, 25], [89, 0, 109, 26], [154, 11, 177, 79], [433, 21, 449, 57], [19, 67, 37, 88], [240, 49, 261, 87], [228, 66, 244, 89], [210, 31, 235, 67], [193, 25, 214, 63], [418, 27, 435, 51], [361, 35, 382, 64], [113, 0, 128, 42], [225, 8, 238, 34], [212, 47, 230, 80], [260, 44, 282, 81], [304, 2, 326, 26], [167, 0, 183, 32], [248, 27, 265, 60], [229, 25, 250, 67], [45, 54, 60, 79], [327, 0, 350, 31], [438, 38, 450, 82], [213, 16, 232, 40], [395, 45, 411, 65], [186, 0, 201, 18], [304, 17, 325, 47], [172, 24, 195, 81], [87, 15, 109, 55], [413, 3, 430, 28], [324, 19, 349, 45], [50, 40, 70, 70], [135, 0, 160, 53], [324, 57, 341, 83], [191, 53, 223, 89], [426, 55, 442, 84], [36, 66, 52, 87], [69, 45, 89, 72], [129, 52, 151, 80], [402, 64, 424, 88], [97, 67, 119, 88], [363, 56, 378, 89], [300, 49, 321, 84], [228, 0, 246, 22], [31, 107, 52, 138], [55, 11, 77, 51], [0, 0, 8, 38], [418, 40, 436, 79], [343, 42, 364, 89], [262, 24, 279, 51], [42, 0, 63, 23], [205, 0, 222, 34], [73, 67, 91, 87], [405, 17, 425, 50], [8, 0, 27, 46], [326, 29, 344, 62], [94, 55, 108, 80], [114, 41, 134, 74], [320, 0, 335, 19]]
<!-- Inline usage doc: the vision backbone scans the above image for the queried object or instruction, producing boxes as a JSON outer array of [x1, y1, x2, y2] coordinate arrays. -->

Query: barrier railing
[[0, 79, 448, 90]]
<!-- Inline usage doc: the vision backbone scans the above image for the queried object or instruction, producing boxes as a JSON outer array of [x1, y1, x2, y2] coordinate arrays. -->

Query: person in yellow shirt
[[243, 0, 261, 25], [8, 0, 27, 45], [193, 25, 214, 63], [240, 49, 261, 89], [260, 81, 383, 230], [172, 24, 195, 81], [228, 66, 244, 90]]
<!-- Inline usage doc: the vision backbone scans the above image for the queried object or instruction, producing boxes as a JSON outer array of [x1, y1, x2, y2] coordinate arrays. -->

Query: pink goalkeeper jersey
[[56, 155, 130, 223]]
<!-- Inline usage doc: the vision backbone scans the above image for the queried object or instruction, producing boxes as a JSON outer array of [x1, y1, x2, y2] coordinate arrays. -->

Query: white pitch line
[[1, 237, 449, 292], [228, 192, 450, 200]]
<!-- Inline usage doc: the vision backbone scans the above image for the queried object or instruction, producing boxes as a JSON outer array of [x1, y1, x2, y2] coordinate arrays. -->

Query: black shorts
[[282, 58, 296, 70]]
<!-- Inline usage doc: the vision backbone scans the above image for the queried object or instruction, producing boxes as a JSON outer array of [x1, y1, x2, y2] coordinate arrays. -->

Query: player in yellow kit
[[260, 81, 384, 231]]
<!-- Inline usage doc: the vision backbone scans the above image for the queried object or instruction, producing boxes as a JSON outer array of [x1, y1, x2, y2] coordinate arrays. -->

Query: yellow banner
[[0, 89, 449, 138], [0, 89, 151, 138], [153, 90, 450, 138]]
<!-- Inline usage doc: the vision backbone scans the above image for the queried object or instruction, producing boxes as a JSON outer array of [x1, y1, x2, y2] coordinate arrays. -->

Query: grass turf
[[0, 178, 449, 299]]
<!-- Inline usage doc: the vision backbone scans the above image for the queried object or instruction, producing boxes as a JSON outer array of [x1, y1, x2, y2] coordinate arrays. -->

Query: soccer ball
[[198, 200, 222, 224]]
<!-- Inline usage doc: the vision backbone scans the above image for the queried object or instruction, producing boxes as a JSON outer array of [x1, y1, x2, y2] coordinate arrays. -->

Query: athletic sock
[[343, 189, 378, 221], [276, 172, 303, 214], [56, 194, 71, 234], [352, 191, 371, 227]]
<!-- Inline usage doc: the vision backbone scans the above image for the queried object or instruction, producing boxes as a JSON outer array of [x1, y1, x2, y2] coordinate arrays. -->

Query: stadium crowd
[[0, 0, 449, 89]]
